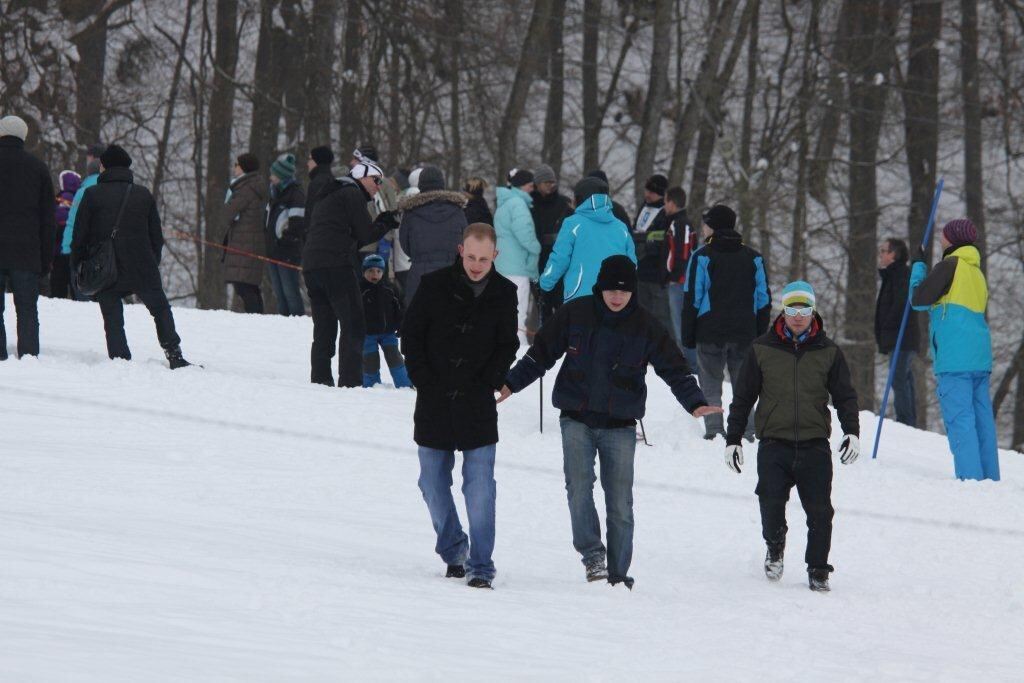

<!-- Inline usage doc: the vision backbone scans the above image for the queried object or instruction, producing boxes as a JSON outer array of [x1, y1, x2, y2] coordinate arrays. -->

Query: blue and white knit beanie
[[781, 280, 816, 308], [362, 254, 386, 272]]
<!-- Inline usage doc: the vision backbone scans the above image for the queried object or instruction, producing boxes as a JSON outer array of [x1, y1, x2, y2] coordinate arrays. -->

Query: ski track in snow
[[2, 297, 1022, 681]]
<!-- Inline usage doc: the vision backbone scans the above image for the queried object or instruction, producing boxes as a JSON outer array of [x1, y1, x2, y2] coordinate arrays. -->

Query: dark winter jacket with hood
[[681, 228, 771, 348], [0, 136, 55, 274], [304, 163, 334, 232], [72, 167, 164, 293], [302, 177, 397, 272], [221, 172, 268, 285], [266, 178, 306, 264], [505, 285, 707, 429], [398, 189, 468, 305], [726, 314, 860, 447], [530, 189, 574, 272], [361, 277, 403, 336], [463, 193, 493, 226], [401, 260, 520, 451], [662, 209, 697, 285], [874, 260, 919, 354], [636, 208, 670, 283]]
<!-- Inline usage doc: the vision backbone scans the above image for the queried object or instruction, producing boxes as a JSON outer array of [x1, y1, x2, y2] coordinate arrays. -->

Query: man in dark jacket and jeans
[[401, 223, 520, 589], [0, 115, 54, 359], [302, 159, 397, 387], [724, 280, 860, 592], [267, 153, 306, 316], [875, 237, 918, 427], [499, 256, 721, 589], [682, 204, 771, 441]]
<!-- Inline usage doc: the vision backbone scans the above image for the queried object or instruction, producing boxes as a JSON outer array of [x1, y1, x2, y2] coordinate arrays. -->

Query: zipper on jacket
[[793, 340, 800, 466]]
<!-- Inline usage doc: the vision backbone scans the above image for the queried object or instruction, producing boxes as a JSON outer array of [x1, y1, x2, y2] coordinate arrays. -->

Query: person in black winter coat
[[875, 237, 918, 427], [72, 145, 190, 368], [301, 159, 398, 387], [499, 256, 721, 589], [0, 115, 54, 359], [267, 153, 307, 316], [398, 165, 468, 306], [360, 254, 412, 388], [462, 177, 493, 226], [531, 164, 574, 319], [304, 145, 334, 233], [400, 223, 519, 589], [682, 204, 771, 440], [660, 187, 698, 357]]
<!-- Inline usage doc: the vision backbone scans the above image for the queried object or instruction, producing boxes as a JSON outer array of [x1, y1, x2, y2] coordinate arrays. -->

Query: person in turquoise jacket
[[540, 176, 636, 302], [494, 168, 540, 344], [909, 218, 998, 481], [62, 159, 99, 257]]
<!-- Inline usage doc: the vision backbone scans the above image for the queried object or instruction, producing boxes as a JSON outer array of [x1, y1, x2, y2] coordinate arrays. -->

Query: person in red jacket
[[661, 186, 698, 362]]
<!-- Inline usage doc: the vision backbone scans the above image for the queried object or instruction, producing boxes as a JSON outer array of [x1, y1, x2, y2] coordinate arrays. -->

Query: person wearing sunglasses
[[301, 159, 399, 387], [723, 280, 860, 593]]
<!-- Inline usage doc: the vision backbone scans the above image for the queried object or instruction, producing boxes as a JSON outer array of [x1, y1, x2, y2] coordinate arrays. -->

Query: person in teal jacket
[[909, 218, 998, 481], [540, 176, 636, 302], [494, 169, 540, 344], [62, 159, 99, 257]]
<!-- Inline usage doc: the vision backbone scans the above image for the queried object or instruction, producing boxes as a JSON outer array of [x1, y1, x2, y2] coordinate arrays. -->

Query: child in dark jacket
[[361, 254, 413, 388], [49, 170, 82, 298]]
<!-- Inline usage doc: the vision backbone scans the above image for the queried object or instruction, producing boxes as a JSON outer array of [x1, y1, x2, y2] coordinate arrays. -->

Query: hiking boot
[[608, 575, 634, 590], [585, 559, 609, 583], [808, 568, 831, 592], [764, 544, 784, 582], [467, 577, 492, 589], [445, 564, 466, 579], [165, 346, 191, 370]]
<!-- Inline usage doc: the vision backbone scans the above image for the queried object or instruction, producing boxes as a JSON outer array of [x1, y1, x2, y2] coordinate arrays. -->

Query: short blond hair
[[463, 222, 497, 244]]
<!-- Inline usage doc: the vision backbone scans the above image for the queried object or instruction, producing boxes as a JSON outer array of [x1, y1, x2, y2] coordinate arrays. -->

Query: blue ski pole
[[872, 177, 944, 459]]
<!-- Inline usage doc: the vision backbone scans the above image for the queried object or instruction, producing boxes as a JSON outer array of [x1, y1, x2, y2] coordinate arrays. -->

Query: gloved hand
[[838, 434, 860, 465], [724, 444, 743, 474], [375, 210, 400, 231]]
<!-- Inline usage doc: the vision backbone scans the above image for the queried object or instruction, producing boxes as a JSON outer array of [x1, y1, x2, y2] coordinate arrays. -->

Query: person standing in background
[[874, 237, 918, 427], [49, 170, 82, 298], [222, 153, 268, 314], [266, 153, 306, 316], [494, 168, 540, 346]]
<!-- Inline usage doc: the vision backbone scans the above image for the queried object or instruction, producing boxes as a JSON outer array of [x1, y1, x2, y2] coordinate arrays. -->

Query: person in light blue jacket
[[540, 176, 636, 303], [61, 156, 101, 301], [494, 168, 540, 343]]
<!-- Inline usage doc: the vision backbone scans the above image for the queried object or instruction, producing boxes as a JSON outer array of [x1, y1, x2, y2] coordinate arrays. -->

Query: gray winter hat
[[0, 115, 28, 141], [534, 164, 557, 185], [418, 165, 445, 192]]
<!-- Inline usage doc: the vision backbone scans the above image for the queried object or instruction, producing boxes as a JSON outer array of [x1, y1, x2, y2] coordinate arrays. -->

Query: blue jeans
[[560, 417, 636, 581], [667, 282, 685, 349], [268, 264, 304, 316], [417, 444, 497, 581], [889, 350, 917, 428], [936, 371, 1000, 481], [362, 333, 412, 388]]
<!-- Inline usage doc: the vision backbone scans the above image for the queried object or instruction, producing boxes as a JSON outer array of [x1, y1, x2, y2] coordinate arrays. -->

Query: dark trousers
[[697, 341, 754, 439], [890, 350, 917, 428], [230, 282, 264, 314], [755, 439, 835, 572], [0, 269, 41, 358], [49, 254, 72, 299], [96, 287, 181, 360], [304, 267, 366, 388]]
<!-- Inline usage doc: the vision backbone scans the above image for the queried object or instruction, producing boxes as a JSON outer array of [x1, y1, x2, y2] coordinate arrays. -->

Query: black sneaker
[[585, 559, 608, 583], [764, 544, 784, 582], [467, 577, 492, 589], [608, 575, 634, 590], [445, 564, 466, 579], [808, 568, 831, 592], [165, 346, 192, 370]]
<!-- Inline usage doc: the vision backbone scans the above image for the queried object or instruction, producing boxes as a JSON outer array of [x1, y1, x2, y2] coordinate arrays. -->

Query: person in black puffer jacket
[[399, 165, 467, 306], [500, 256, 720, 589], [304, 145, 334, 233], [360, 254, 411, 388], [874, 237, 919, 427], [72, 144, 190, 368], [266, 153, 307, 316]]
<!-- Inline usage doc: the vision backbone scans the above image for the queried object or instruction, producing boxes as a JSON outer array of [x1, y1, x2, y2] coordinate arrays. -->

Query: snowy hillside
[[2, 297, 1022, 680]]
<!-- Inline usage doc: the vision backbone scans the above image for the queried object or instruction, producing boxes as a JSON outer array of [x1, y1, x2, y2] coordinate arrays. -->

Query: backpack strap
[[110, 183, 133, 239]]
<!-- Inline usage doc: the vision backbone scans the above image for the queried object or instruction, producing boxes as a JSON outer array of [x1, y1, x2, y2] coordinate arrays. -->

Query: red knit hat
[[942, 218, 978, 247]]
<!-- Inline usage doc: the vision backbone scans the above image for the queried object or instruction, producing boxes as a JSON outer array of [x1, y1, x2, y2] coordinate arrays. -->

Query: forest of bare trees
[[2, 0, 1023, 448]]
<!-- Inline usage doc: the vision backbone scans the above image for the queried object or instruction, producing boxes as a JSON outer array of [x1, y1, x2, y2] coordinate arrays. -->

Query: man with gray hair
[[0, 115, 55, 359]]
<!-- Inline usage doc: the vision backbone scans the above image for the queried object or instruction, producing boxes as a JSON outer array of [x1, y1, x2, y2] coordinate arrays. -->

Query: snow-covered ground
[[2, 297, 1022, 681]]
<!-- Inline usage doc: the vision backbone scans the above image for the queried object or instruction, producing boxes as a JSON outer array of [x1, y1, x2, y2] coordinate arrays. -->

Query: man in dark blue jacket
[[499, 256, 721, 589], [682, 204, 771, 441]]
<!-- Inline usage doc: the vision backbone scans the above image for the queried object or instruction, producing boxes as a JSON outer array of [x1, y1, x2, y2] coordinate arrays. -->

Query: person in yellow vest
[[910, 218, 999, 481]]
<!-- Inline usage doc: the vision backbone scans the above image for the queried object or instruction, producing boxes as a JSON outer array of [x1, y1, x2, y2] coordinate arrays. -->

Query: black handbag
[[75, 184, 132, 297]]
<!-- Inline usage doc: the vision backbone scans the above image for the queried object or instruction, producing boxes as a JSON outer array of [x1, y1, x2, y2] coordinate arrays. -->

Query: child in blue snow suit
[[361, 254, 413, 388], [910, 218, 999, 481]]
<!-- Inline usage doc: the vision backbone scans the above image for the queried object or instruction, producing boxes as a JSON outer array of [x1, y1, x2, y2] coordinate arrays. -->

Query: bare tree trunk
[[446, 0, 464, 184], [809, 0, 853, 205], [338, 0, 362, 155], [199, 0, 241, 310], [961, 0, 986, 266], [633, 0, 673, 205], [843, 0, 898, 411], [70, 12, 108, 165], [249, 0, 285, 168], [581, 0, 601, 173], [542, 0, 566, 176], [152, 0, 196, 207], [901, 0, 941, 429], [788, 0, 820, 282], [304, 0, 338, 148], [281, 4, 310, 148], [737, 0, 760, 240], [496, 0, 556, 179]]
